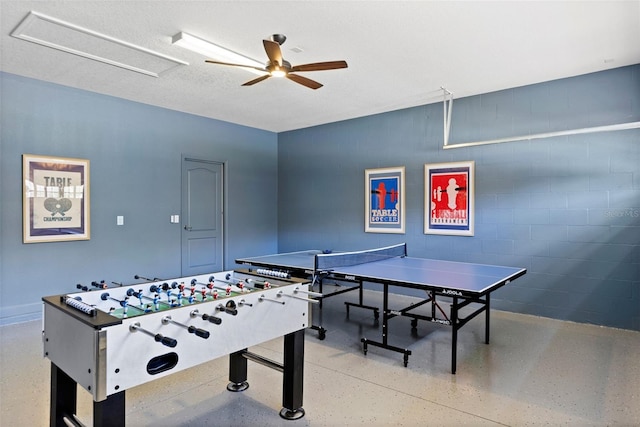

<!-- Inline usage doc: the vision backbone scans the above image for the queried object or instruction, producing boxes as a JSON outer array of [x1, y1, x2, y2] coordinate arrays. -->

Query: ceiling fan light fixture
[[271, 68, 286, 78], [172, 32, 265, 72]]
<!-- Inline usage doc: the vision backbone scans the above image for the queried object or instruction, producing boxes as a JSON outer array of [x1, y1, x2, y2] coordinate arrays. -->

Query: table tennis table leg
[[451, 297, 458, 375], [316, 274, 324, 309], [361, 283, 412, 367], [344, 279, 379, 322], [485, 293, 491, 344]]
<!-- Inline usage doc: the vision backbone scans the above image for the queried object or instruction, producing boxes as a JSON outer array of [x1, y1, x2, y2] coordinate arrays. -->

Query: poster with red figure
[[365, 166, 405, 233], [425, 161, 474, 236]]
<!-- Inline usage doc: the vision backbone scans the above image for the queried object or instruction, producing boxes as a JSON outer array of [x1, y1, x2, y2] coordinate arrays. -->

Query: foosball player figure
[[153, 293, 160, 311], [121, 296, 130, 317], [176, 290, 184, 307], [135, 289, 145, 307]]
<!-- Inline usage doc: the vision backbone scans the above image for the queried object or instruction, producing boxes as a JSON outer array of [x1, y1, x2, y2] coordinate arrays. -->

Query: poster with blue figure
[[365, 167, 405, 233]]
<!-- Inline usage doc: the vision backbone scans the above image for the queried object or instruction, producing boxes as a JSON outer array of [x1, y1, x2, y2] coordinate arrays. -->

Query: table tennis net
[[314, 243, 407, 271]]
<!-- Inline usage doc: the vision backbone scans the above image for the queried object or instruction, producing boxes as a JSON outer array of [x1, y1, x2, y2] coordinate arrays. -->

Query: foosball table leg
[[280, 329, 305, 420], [93, 390, 125, 427], [227, 349, 250, 392], [50, 363, 76, 427], [50, 363, 125, 427]]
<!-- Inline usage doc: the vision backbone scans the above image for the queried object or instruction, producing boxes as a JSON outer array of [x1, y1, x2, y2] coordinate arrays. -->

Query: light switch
[[117, 216, 124, 226]]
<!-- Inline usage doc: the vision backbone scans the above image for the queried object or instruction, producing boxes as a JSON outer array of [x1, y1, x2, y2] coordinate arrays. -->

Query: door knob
[[184, 225, 192, 231]]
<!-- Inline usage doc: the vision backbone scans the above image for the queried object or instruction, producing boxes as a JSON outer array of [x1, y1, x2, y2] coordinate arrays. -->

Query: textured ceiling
[[1, 1, 639, 133]]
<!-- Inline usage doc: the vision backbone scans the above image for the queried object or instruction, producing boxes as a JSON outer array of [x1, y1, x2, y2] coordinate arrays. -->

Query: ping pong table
[[236, 243, 526, 374]]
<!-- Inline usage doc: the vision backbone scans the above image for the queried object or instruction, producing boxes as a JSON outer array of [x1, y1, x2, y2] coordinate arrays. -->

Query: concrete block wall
[[278, 65, 640, 330]]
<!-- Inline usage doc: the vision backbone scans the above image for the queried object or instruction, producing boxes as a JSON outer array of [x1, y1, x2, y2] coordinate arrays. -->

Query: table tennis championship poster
[[22, 154, 90, 243], [365, 166, 405, 233], [425, 161, 474, 236]]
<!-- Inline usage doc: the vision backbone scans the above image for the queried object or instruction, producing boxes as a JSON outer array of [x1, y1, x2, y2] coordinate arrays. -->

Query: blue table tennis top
[[236, 250, 526, 295]]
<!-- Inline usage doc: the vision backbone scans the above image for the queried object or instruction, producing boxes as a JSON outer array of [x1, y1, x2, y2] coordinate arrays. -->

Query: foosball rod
[[134, 274, 164, 282], [206, 277, 244, 293], [258, 294, 285, 305], [277, 290, 320, 304], [161, 316, 210, 339], [190, 278, 231, 293], [293, 287, 323, 298], [190, 309, 222, 324], [244, 278, 272, 289], [223, 274, 255, 290], [91, 280, 108, 289], [129, 322, 177, 347], [126, 288, 172, 309], [101, 293, 146, 313]]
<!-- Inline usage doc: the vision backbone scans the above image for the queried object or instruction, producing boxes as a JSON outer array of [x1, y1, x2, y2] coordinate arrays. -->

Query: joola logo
[[431, 318, 451, 325], [441, 289, 462, 296]]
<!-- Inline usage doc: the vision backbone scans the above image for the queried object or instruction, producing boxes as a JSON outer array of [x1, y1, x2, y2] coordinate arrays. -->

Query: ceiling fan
[[205, 34, 348, 89]]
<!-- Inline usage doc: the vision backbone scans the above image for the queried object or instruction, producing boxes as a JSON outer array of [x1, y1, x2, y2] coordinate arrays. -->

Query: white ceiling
[[1, 1, 639, 133]]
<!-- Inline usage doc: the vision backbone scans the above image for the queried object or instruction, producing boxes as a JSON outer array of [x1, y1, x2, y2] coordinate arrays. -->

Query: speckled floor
[[2, 286, 639, 426]]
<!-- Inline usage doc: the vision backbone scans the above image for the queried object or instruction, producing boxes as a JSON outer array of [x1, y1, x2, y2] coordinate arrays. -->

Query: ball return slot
[[217, 300, 239, 315]]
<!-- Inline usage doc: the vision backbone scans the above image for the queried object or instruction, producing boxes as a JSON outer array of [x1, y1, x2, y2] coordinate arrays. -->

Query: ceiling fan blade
[[242, 74, 271, 86], [290, 61, 348, 73], [286, 73, 323, 90], [205, 59, 267, 73], [263, 39, 283, 66]]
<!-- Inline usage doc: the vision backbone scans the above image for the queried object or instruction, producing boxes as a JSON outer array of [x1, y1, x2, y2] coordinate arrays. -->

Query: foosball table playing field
[[42, 269, 316, 427]]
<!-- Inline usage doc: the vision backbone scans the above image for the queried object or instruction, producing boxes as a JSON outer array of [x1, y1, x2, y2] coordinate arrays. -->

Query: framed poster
[[365, 166, 405, 233], [22, 154, 90, 243], [424, 161, 474, 236]]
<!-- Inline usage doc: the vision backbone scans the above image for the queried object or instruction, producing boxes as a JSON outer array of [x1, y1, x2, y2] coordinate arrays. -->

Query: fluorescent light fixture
[[172, 32, 266, 75], [12, 11, 188, 77]]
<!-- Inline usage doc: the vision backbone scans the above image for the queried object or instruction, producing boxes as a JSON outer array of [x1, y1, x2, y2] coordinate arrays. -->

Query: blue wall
[[278, 65, 640, 331], [1, 66, 639, 330], [0, 72, 278, 324]]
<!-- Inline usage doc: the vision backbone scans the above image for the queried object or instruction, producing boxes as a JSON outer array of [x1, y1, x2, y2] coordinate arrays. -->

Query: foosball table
[[42, 269, 317, 427]]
